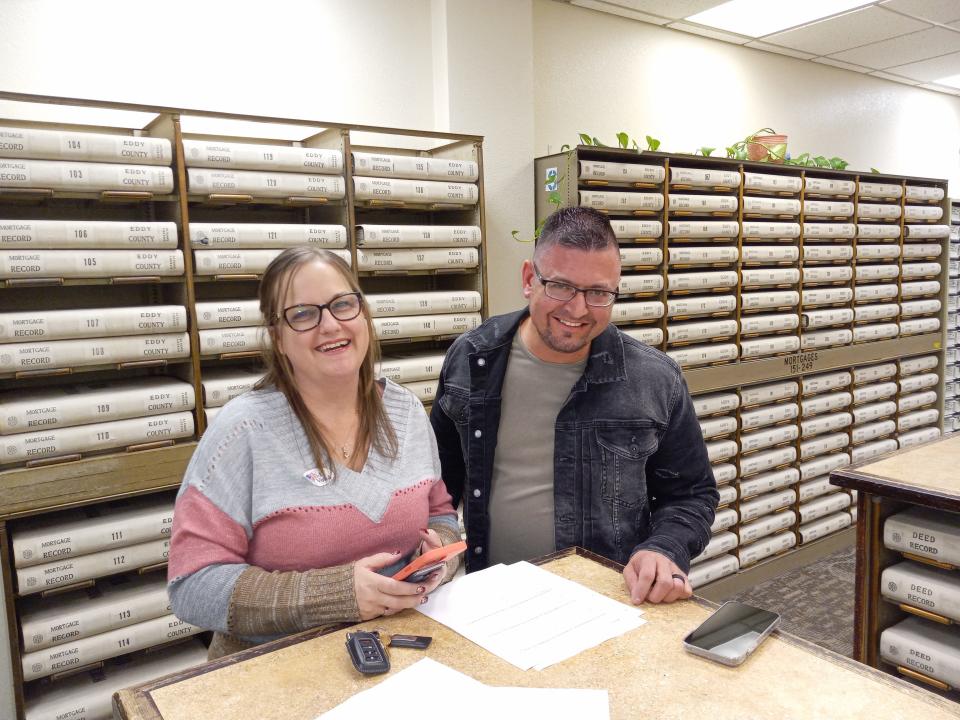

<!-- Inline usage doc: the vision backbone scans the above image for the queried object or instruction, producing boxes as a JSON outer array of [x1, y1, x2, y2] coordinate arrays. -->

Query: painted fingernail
[[417, 586, 426, 594], [420, 596, 429, 605], [419, 528, 429, 533]]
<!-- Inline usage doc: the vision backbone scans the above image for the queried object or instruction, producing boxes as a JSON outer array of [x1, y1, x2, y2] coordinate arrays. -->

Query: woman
[[168, 247, 461, 659]]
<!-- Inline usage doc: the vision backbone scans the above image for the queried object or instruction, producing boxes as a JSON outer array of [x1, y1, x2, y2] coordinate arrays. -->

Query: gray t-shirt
[[486, 331, 587, 566]]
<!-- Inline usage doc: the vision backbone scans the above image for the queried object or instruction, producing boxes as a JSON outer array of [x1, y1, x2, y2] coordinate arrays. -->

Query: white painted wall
[[533, 0, 960, 188]]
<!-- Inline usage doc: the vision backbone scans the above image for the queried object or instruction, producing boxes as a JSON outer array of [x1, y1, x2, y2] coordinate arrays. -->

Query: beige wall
[[533, 0, 960, 188]]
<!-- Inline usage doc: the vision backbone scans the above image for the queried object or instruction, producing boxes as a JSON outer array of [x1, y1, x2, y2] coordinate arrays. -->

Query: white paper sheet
[[319, 658, 610, 720], [416, 562, 645, 670]]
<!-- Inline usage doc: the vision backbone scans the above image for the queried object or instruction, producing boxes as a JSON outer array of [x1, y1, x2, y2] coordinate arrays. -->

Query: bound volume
[[667, 295, 737, 316], [803, 245, 853, 261], [850, 438, 897, 464], [739, 335, 801, 358], [900, 355, 939, 374], [739, 468, 799, 499], [201, 367, 266, 407], [741, 246, 798, 263], [739, 489, 796, 522], [799, 512, 851, 543], [712, 463, 738, 484], [0, 159, 173, 193], [803, 200, 853, 217], [859, 182, 902, 198], [618, 274, 663, 294], [187, 168, 345, 199], [741, 290, 800, 309], [366, 291, 482, 317], [666, 319, 737, 343], [0, 125, 171, 164], [0, 377, 195, 435], [23, 640, 207, 720], [580, 190, 663, 211], [853, 324, 899, 342], [376, 354, 445, 383], [1, 411, 194, 465], [669, 167, 740, 188], [189, 223, 347, 248], [898, 427, 941, 447], [0, 220, 177, 249], [199, 327, 268, 355], [620, 247, 663, 266], [19, 575, 170, 651], [804, 178, 855, 195], [741, 222, 801, 238], [742, 197, 800, 215], [852, 381, 897, 404], [881, 561, 960, 622], [692, 531, 738, 564], [0, 332, 190, 372], [356, 248, 478, 271], [16, 537, 171, 596], [183, 139, 342, 173], [688, 554, 739, 588], [802, 392, 853, 416], [705, 439, 738, 463], [578, 160, 664, 183], [621, 326, 663, 345], [880, 617, 960, 688], [667, 271, 737, 291], [692, 392, 739, 416], [799, 492, 851, 523], [356, 224, 481, 247], [0, 305, 186, 342], [741, 268, 800, 286], [352, 152, 478, 182], [0, 249, 184, 278], [667, 247, 738, 264], [195, 299, 261, 329], [799, 452, 850, 481], [699, 416, 737, 439], [799, 432, 849, 459], [610, 219, 662, 238], [666, 343, 738, 367], [905, 186, 944, 201], [12, 499, 173, 568], [739, 380, 798, 406], [354, 176, 478, 204], [611, 301, 664, 323], [374, 313, 482, 340], [738, 532, 796, 567], [20, 613, 201, 681], [853, 362, 896, 383], [743, 172, 802, 193], [667, 220, 738, 238], [803, 223, 855, 238], [857, 224, 901, 239], [739, 511, 796, 545], [194, 248, 350, 274], [669, 194, 737, 212]]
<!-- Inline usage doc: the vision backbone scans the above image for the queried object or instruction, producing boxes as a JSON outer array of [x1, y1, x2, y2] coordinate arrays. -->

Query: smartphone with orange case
[[392, 540, 467, 582]]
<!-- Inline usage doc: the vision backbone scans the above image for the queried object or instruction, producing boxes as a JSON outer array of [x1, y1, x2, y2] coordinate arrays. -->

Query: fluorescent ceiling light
[[685, 0, 872, 38], [933, 73, 960, 90]]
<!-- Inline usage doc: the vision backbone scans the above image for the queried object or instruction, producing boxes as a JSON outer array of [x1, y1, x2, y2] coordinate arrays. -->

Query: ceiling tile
[[828, 26, 960, 68], [916, 82, 960, 95], [761, 7, 929, 56], [667, 21, 752, 44], [745, 40, 817, 60], [885, 49, 960, 80], [868, 69, 922, 84], [813, 57, 873, 72], [608, 1, 728, 20], [881, 0, 960, 24], [570, 0, 670, 24]]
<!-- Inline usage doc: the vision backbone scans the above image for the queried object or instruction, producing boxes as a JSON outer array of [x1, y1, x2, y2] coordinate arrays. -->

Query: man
[[430, 206, 718, 604]]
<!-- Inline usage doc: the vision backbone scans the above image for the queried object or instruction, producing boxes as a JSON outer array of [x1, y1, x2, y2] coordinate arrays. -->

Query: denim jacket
[[430, 309, 718, 574]]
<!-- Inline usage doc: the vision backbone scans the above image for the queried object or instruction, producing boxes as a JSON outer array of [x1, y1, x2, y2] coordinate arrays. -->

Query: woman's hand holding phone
[[353, 551, 443, 621]]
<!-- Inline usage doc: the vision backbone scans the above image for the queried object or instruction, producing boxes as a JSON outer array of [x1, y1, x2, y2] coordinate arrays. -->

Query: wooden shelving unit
[[0, 92, 486, 720], [535, 146, 949, 588]]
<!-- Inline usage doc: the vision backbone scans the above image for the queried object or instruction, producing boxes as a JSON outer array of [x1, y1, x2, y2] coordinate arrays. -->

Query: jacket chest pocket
[[596, 425, 659, 509], [438, 389, 469, 427]]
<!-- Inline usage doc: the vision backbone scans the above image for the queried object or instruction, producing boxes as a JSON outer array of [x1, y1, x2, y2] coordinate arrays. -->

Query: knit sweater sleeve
[[167, 405, 362, 637]]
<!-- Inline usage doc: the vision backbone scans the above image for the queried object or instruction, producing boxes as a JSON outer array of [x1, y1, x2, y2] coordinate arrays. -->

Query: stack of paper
[[416, 561, 645, 671], [320, 658, 609, 719]]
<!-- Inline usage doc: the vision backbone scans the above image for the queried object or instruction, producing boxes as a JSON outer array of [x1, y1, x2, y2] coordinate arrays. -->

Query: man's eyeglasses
[[532, 264, 618, 307], [277, 292, 363, 332]]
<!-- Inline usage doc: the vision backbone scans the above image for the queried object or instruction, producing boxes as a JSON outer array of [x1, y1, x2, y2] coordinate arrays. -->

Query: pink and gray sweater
[[167, 380, 458, 653]]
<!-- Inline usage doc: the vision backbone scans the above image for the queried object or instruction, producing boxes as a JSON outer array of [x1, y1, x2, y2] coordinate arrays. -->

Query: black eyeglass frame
[[532, 263, 619, 307], [276, 291, 364, 332]]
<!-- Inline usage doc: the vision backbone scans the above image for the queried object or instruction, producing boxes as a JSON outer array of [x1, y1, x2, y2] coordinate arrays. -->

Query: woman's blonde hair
[[255, 247, 398, 478]]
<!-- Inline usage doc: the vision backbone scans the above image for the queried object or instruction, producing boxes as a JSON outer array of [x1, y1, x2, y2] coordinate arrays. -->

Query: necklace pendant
[[341, 444, 349, 459]]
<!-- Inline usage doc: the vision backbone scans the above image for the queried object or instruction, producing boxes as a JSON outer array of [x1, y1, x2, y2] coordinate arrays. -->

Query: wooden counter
[[831, 434, 960, 696], [113, 548, 958, 719]]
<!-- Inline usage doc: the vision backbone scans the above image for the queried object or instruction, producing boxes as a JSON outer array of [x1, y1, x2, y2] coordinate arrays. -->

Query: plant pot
[[747, 134, 788, 163]]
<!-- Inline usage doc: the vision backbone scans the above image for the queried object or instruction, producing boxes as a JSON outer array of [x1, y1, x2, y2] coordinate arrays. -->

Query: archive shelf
[[831, 433, 960, 702], [535, 146, 950, 590], [0, 91, 486, 720]]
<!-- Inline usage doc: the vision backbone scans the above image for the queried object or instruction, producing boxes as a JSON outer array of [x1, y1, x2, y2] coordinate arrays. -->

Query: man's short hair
[[534, 207, 618, 259]]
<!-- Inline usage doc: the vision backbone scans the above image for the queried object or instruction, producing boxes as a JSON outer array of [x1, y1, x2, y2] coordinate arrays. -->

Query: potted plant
[[727, 128, 788, 163]]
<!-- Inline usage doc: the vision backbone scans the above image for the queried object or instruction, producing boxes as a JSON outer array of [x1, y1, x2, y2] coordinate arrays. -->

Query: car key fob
[[345, 631, 390, 674]]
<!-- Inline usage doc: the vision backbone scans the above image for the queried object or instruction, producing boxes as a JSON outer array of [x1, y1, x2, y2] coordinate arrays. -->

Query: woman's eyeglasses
[[278, 292, 363, 332]]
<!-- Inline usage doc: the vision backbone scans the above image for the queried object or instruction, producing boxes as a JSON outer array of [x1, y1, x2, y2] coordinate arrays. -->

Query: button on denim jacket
[[430, 310, 719, 574]]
